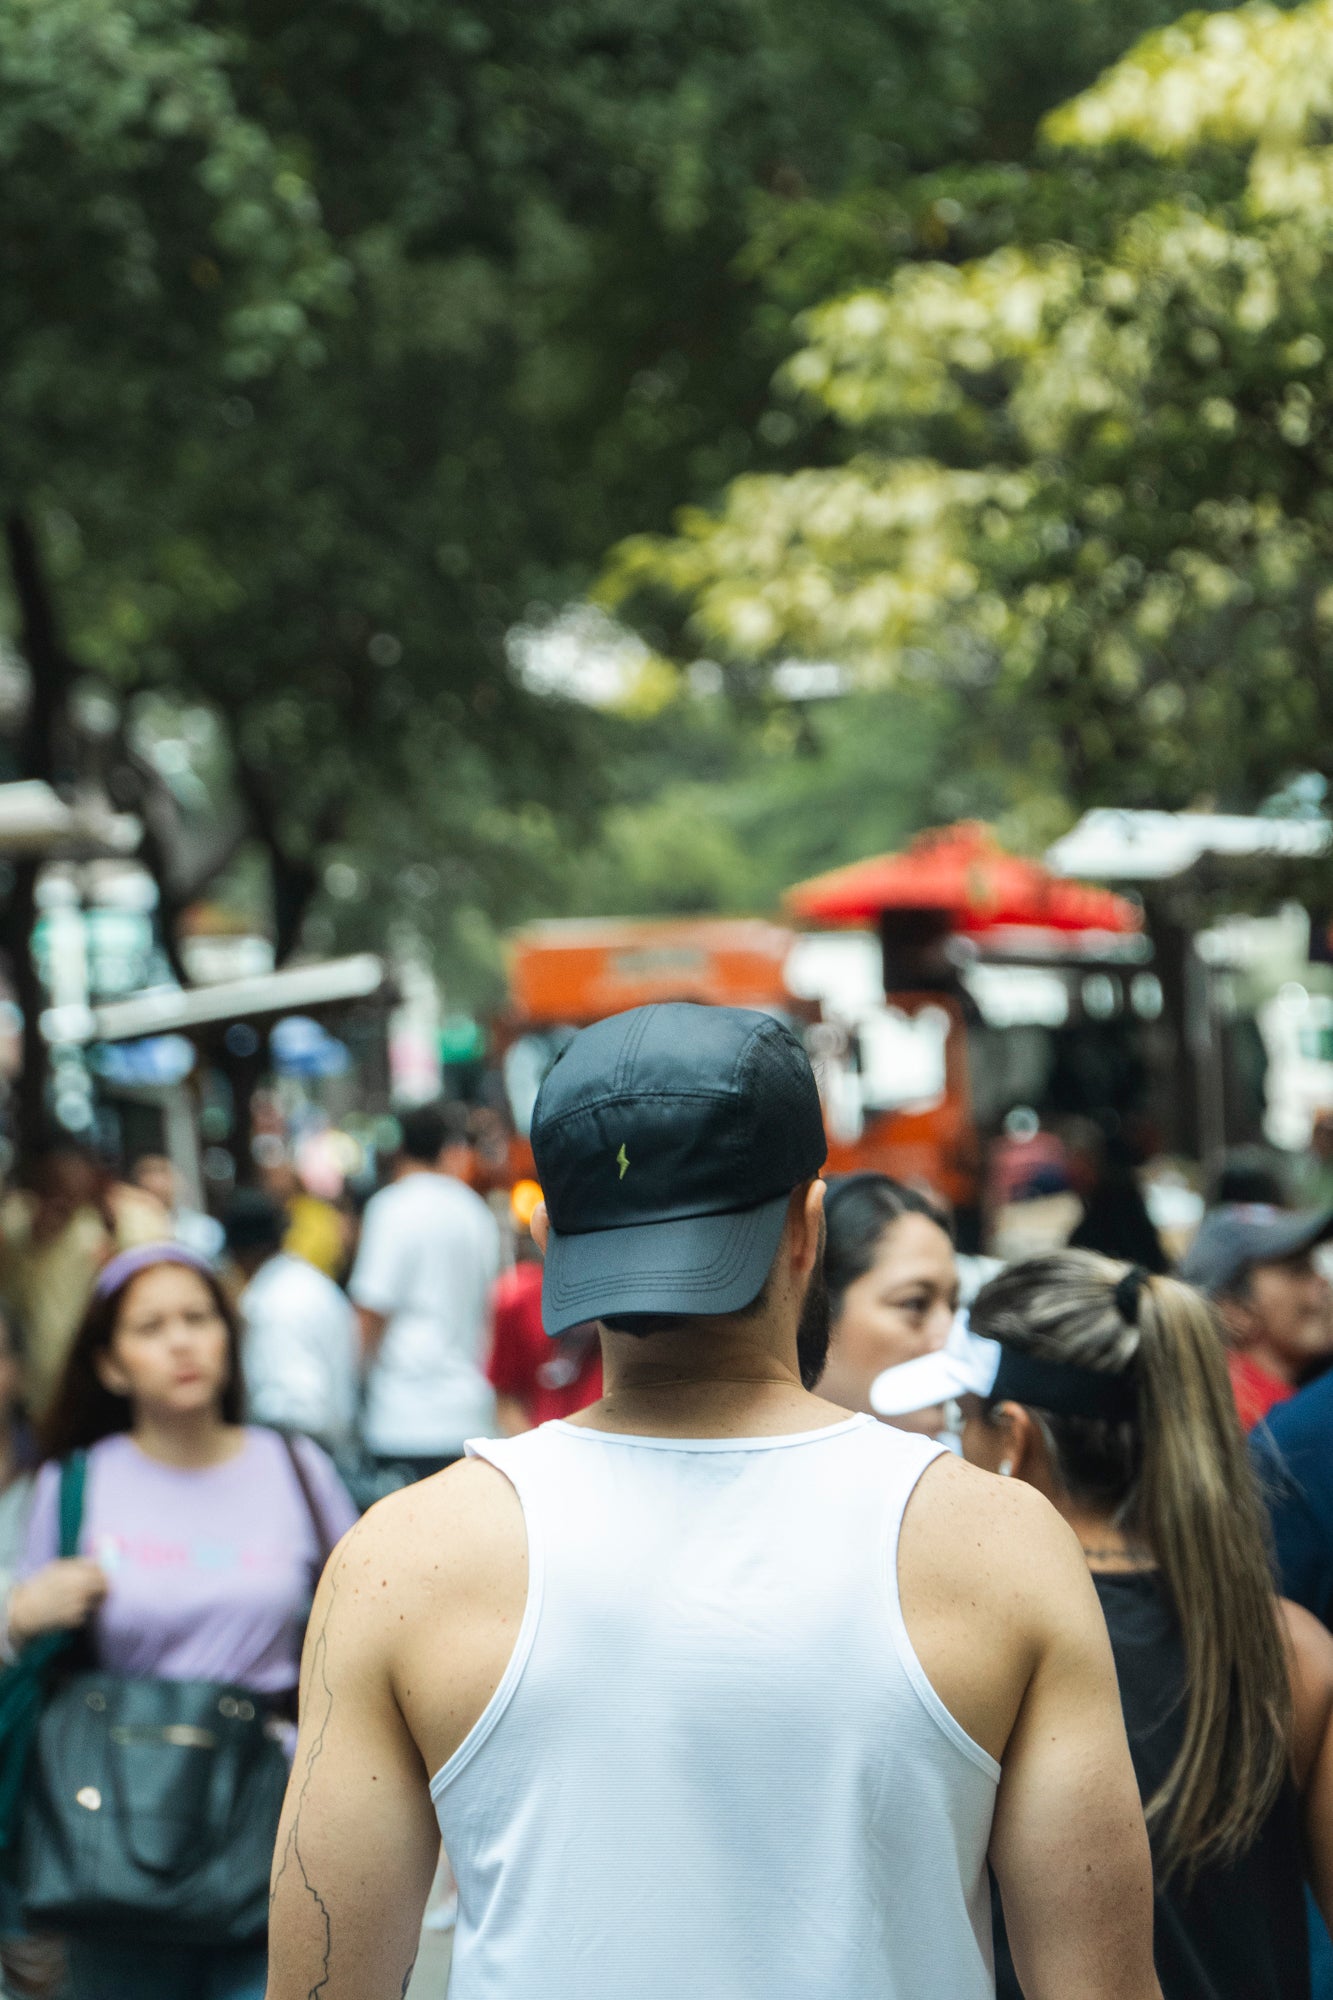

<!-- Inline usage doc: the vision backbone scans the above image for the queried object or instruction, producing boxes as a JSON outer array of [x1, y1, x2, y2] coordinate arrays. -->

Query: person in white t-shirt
[[226, 1191, 360, 1457], [132, 1152, 226, 1263], [349, 1105, 500, 1482]]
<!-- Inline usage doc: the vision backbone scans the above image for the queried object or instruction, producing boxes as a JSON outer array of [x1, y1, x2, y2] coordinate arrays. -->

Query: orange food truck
[[490, 828, 1145, 1252], [492, 909, 977, 1222]]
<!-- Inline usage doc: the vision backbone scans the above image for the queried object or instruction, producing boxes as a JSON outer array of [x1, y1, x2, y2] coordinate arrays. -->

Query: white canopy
[[42, 953, 387, 1046], [0, 781, 140, 858], [1047, 809, 1330, 882]]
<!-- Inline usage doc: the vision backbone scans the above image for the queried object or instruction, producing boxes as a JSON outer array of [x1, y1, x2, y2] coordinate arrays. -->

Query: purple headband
[[93, 1242, 215, 1302]]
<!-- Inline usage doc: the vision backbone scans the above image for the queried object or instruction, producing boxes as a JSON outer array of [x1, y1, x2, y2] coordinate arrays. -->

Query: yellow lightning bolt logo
[[616, 1144, 630, 1180]]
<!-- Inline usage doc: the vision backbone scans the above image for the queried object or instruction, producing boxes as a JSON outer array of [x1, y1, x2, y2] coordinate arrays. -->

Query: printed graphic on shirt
[[93, 1531, 298, 1574]]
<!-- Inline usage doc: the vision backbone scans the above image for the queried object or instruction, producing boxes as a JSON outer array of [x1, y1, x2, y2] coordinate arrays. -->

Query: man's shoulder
[[285, 1252, 354, 1310], [363, 1175, 414, 1220], [375, 1170, 494, 1228], [1262, 1370, 1333, 1456], [902, 1451, 1091, 1624], [252, 1252, 347, 1310], [333, 1454, 525, 1626]]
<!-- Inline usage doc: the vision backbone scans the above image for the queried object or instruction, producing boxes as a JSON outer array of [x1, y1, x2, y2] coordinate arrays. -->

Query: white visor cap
[[869, 1314, 1002, 1417]]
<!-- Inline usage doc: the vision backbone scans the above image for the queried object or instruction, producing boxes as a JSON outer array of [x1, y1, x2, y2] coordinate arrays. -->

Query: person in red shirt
[[1180, 1204, 1333, 1429], [488, 1196, 601, 1431]]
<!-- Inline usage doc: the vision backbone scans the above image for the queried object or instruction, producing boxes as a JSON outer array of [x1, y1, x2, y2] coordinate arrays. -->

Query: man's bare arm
[[266, 1527, 439, 2000], [990, 1519, 1161, 2000], [356, 1305, 388, 1360], [899, 1460, 1159, 1998]]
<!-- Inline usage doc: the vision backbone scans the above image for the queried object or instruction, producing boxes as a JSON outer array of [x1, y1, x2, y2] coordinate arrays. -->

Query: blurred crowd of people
[[1, 1080, 1333, 1996], [0, 1103, 527, 1999], [818, 1129, 1333, 2000]]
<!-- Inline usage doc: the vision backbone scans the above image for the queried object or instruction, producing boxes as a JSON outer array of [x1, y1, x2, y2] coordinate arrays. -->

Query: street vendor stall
[[787, 823, 1145, 1244]]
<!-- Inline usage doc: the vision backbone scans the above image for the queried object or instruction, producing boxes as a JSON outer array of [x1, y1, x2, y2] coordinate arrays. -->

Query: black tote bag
[[21, 1670, 289, 1945], [20, 1434, 333, 1946]]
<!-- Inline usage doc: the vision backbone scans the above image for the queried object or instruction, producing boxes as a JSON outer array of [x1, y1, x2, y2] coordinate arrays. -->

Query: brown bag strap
[[280, 1433, 337, 1571]]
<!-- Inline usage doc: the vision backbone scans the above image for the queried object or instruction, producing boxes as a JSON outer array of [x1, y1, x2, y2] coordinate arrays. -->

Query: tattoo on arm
[[271, 1550, 344, 2000]]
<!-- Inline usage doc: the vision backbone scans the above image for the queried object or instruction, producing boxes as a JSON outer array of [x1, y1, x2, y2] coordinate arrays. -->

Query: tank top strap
[[464, 1416, 948, 1633]]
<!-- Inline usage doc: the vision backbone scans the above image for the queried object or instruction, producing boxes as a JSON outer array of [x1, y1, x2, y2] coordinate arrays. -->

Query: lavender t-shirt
[[21, 1429, 357, 1695]]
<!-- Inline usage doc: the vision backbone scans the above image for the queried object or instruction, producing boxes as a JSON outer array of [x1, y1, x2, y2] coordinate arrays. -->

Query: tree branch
[[5, 512, 74, 787], [2, 514, 79, 1161], [223, 721, 347, 966]]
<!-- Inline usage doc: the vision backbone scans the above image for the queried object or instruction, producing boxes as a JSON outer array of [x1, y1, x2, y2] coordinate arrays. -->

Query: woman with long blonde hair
[[877, 1249, 1333, 1998]]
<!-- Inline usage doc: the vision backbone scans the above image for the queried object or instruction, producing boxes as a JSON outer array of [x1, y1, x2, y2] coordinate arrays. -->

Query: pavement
[[407, 1925, 452, 1997]]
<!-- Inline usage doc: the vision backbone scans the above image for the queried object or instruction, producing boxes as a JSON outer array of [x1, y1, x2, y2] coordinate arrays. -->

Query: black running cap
[[531, 1002, 827, 1337]]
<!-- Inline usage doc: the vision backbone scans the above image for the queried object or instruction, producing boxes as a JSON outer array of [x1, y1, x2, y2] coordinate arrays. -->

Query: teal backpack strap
[[58, 1451, 87, 1560], [0, 1452, 89, 1853]]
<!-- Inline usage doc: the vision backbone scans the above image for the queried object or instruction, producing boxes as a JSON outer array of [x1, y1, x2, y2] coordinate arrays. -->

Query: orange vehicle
[[490, 831, 1146, 1252], [489, 915, 973, 1215], [491, 918, 814, 1190], [505, 916, 809, 1025]]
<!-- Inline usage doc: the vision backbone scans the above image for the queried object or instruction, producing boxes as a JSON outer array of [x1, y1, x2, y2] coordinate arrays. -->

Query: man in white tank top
[[268, 1004, 1161, 2000]]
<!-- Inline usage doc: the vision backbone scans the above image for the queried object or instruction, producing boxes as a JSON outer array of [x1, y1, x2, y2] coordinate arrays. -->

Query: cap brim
[[542, 1192, 791, 1338], [1184, 1205, 1333, 1292], [1252, 1207, 1333, 1263], [870, 1325, 1001, 1417]]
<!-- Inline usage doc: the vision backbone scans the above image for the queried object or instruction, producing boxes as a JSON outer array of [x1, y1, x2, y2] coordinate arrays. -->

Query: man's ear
[[531, 1202, 550, 1257], [789, 1179, 825, 1278]]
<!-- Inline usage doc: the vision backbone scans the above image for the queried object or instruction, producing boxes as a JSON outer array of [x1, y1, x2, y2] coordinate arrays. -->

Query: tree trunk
[[4, 513, 76, 1164], [7, 513, 72, 791], [270, 848, 319, 966], [1142, 895, 1203, 1162], [0, 859, 46, 1163], [223, 730, 330, 969]]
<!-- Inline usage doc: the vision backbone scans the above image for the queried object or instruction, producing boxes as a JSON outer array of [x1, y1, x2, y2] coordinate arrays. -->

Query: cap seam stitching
[[546, 1194, 796, 1232], [728, 1013, 778, 1093], [533, 1089, 756, 1144], [613, 1003, 654, 1095]]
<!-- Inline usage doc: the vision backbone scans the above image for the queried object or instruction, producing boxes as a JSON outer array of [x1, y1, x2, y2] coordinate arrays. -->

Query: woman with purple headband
[[9, 1242, 356, 2000]]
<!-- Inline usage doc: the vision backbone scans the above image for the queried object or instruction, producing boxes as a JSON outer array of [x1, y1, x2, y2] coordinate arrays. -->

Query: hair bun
[[1114, 1265, 1148, 1326]]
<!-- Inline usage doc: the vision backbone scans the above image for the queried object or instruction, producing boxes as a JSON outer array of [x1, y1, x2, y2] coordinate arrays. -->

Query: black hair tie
[[1114, 1265, 1148, 1326]]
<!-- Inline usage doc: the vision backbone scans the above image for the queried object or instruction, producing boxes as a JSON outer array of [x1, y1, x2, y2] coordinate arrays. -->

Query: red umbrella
[[786, 822, 1139, 936]]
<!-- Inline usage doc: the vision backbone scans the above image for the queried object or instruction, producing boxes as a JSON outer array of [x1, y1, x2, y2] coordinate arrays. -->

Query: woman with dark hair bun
[[819, 1173, 959, 1425], [11, 1244, 357, 2000]]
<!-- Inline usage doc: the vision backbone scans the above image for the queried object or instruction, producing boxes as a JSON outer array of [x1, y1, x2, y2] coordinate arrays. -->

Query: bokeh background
[[6, 0, 1333, 1195]]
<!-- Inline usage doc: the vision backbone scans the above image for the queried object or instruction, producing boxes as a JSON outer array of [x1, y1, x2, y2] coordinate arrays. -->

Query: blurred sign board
[[44, 953, 387, 1046], [506, 918, 799, 1024]]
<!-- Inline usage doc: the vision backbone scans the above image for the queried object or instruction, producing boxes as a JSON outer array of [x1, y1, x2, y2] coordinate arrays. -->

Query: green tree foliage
[[608, 0, 1333, 816], [1, 0, 1272, 1097], [550, 682, 1062, 917]]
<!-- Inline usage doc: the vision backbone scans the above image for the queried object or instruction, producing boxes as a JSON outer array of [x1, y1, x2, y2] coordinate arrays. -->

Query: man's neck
[[393, 1159, 436, 1181], [571, 1322, 849, 1439]]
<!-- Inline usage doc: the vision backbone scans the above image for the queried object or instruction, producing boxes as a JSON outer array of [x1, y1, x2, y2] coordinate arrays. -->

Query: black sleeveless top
[[993, 1571, 1308, 2000]]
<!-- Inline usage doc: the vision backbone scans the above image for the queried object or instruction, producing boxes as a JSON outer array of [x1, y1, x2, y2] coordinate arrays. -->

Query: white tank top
[[432, 1413, 1000, 2000]]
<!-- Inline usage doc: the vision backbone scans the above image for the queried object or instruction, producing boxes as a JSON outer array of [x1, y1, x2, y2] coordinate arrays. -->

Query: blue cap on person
[[530, 1001, 827, 1337]]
